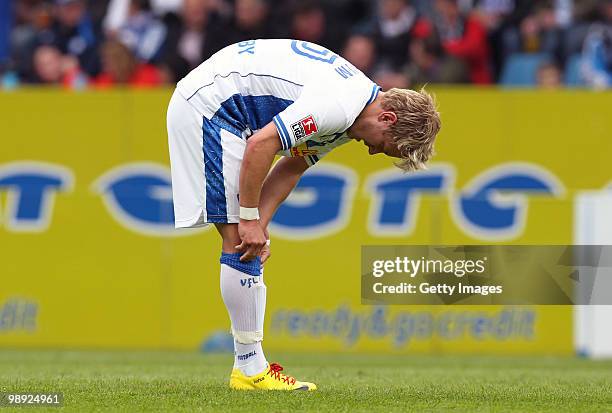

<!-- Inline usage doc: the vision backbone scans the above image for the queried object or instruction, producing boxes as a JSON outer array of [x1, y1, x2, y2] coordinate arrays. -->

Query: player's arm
[[259, 156, 310, 229], [237, 86, 348, 261], [255, 156, 310, 265], [236, 122, 282, 261]]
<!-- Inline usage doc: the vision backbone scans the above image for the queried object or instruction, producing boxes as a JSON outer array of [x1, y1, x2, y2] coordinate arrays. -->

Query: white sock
[[233, 340, 267, 376], [219, 257, 268, 376]]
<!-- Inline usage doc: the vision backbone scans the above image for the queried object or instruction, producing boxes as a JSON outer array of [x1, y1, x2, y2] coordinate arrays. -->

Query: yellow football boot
[[229, 363, 317, 391]]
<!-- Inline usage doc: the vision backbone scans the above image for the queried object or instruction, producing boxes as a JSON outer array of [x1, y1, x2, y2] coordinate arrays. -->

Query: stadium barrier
[[2, 88, 611, 354]]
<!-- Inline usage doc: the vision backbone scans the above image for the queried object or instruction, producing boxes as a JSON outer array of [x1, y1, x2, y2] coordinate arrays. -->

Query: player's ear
[[379, 111, 398, 126]]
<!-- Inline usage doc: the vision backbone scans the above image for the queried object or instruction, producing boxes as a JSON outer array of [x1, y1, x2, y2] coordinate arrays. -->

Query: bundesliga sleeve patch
[[291, 115, 318, 140]]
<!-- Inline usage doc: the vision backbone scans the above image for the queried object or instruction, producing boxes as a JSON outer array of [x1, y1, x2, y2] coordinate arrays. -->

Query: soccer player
[[166, 39, 441, 391]]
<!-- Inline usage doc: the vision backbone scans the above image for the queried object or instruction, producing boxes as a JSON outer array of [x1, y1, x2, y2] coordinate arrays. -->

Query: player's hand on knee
[[236, 220, 267, 262]]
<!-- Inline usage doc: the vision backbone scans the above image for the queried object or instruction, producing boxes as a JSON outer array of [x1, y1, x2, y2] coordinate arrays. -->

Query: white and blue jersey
[[167, 39, 379, 227]]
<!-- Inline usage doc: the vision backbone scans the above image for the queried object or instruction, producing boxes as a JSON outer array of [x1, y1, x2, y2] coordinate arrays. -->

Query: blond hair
[[381, 87, 441, 172]]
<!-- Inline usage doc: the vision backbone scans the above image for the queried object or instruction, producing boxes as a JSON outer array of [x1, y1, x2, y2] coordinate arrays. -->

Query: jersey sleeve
[[272, 87, 347, 151], [272, 81, 380, 151]]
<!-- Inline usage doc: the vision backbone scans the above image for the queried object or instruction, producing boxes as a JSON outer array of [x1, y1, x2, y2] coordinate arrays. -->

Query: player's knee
[[215, 223, 241, 251]]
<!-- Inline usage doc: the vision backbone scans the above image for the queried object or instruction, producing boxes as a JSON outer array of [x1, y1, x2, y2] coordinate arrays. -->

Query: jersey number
[[290, 40, 338, 64]]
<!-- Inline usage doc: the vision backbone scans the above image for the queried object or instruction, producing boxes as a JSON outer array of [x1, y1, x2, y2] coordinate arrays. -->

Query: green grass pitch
[[0, 350, 611, 412]]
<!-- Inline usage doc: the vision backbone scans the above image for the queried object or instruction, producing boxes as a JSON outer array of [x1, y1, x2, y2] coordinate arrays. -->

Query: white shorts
[[167, 89, 245, 228]]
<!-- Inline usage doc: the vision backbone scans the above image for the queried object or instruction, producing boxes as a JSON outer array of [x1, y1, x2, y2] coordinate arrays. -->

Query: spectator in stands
[[150, 0, 183, 16], [104, 0, 131, 34], [502, 2, 565, 63], [104, 0, 183, 34], [289, 0, 346, 53], [178, 0, 208, 66], [202, 0, 278, 60], [374, 70, 411, 90], [94, 39, 163, 87], [536, 60, 562, 88], [431, 0, 493, 83], [3, 0, 611, 88], [115, 0, 167, 63], [0, 1, 11, 66], [43, 0, 101, 77], [601, 0, 612, 25], [157, 53, 190, 84], [32, 44, 86, 87], [162, 0, 211, 71], [581, 24, 612, 89], [10, 1, 54, 81], [370, 0, 430, 71], [32, 44, 64, 83], [405, 31, 469, 84], [473, 0, 523, 80], [331, 0, 375, 29], [342, 33, 377, 76]]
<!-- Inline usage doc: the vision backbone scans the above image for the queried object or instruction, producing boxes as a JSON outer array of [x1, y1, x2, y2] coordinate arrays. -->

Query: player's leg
[[216, 224, 316, 391], [166, 89, 207, 227], [216, 223, 269, 377]]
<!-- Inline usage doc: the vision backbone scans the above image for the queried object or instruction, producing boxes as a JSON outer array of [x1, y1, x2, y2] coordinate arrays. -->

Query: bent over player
[[166, 39, 441, 391]]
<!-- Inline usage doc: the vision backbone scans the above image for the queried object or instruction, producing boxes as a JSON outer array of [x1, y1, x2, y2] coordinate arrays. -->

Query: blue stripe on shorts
[[202, 117, 228, 223]]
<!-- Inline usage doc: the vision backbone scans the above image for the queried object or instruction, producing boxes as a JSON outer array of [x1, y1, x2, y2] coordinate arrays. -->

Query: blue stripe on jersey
[[202, 117, 228, 222], [273, 115, 291, 150], [366, 84, 381, 105], [211, 94, 293, 139]]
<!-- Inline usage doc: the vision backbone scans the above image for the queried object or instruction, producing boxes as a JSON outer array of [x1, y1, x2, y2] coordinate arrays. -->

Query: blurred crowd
[[0, 0, 611, 89]]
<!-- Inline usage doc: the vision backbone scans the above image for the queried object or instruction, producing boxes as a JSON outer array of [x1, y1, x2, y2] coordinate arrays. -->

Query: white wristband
[[239, 206, 260, 221]]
